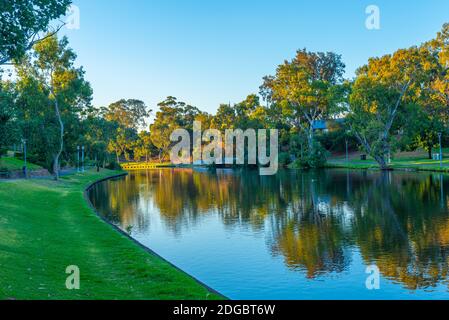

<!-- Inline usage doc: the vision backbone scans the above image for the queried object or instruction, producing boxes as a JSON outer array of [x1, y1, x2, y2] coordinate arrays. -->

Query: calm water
[[88, 168, 449, 299]]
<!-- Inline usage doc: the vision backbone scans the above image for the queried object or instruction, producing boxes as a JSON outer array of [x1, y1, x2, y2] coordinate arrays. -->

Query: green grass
[[0, 169, 222, 300], [0, 157, 42, 171], [327, 153, 449, 172]]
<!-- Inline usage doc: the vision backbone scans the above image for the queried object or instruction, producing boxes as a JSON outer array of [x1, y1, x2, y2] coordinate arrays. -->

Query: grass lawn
[[327, 150, 449, 172], [0, 157, 42, 171], [0, 169, 222, 300]]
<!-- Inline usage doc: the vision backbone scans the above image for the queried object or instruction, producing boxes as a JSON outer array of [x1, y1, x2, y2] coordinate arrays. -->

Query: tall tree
[[0, 80, 18, 149], [103, 99, 150, 162], [0, 0, 71, 65], [150, 96, 202, 162], [16, 35, 92, 178], [103, 99, 150, 130], [348, 46, 433, 169], [133, 130, 155, 162], [260, 49, 346, 154]]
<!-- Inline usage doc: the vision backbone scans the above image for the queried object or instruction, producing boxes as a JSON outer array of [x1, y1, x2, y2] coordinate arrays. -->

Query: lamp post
[[21, 138, 27, 178], [81, 146, 85, 172], [345, 130, 351, 164], [76, 146, 80, 172], [438, 132, 443, 168]]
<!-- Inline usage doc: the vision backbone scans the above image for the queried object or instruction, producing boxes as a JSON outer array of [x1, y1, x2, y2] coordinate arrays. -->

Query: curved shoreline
[[83, 171, 227, 300]]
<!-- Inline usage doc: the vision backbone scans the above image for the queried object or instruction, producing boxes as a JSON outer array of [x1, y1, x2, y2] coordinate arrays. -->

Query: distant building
[[312, 118, 346, 133]]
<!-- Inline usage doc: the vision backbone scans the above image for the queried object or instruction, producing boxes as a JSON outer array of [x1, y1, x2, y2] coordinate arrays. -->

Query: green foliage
[[2, 17, 448, 175], [0, 0, 71, 64], [14, 35, 92, 175], [278, 152, 292, 167], [105, 160, 122, 171], [150, 96, 205, 161], [347, 41, 441, 169], [260, 50, 346, 130], [103, 99, 150, 130], [317, 126, 357, 154], [0, 82, 18, 148], [292, 141, 328, 169], [260, 49, 347, 164]]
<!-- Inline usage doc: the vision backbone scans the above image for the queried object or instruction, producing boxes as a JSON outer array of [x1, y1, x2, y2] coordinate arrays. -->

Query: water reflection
[[89, 169, 449, 298]]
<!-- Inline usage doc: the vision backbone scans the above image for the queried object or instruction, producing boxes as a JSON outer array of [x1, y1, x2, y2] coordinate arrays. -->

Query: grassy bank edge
[[325, 161, 449, 173], [0, 169, 225, 300], [83, 171, 227, 300]]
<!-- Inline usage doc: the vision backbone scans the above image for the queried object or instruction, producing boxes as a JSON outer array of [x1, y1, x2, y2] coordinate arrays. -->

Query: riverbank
[[0, 169, 222, 300], [327, 156, 449, 172]]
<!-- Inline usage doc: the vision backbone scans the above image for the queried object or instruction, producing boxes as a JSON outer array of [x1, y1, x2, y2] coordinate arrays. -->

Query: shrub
[[278, 152, 292, 167], [292, 141, 328, 169], [0, 166, 9, 178], [105, 160, 122, 171]]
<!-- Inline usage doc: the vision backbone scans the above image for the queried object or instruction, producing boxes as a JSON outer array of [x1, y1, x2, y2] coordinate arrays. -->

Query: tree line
[[1, 1, 448, 178]]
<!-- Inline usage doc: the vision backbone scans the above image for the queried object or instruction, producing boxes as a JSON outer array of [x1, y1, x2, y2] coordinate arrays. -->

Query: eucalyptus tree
[[103, 99, 150, 131], [260, 49, 346, 158], [150, 96, 202, 162], [15, 35, 92, 178], [102, 99, 151, 162], [348, 26, 446, 169], [0, 81, 18, 150], [133, 130, 155, 162], [0, 0, 71, 65]]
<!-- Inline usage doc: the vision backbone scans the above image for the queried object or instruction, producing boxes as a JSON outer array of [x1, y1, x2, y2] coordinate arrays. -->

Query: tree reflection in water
[[89, 168, 449, 291]]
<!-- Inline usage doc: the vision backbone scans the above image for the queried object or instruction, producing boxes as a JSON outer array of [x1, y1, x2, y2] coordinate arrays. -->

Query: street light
[[81, 146, 85, 172], [77, 146, 80, 172], [345, 130, 351, 164], [21, 138, 27, 178], [438, 132, 443, 168]]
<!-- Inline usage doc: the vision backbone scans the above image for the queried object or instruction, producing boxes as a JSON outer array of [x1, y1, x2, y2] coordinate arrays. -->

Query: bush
[[0, 166, 10, 178], [278, 152, 292, 167], [0, 148, 7, 156], [292, 141, 328, 169], [317, 130, 358, 153], [105, 160, 122, 171]]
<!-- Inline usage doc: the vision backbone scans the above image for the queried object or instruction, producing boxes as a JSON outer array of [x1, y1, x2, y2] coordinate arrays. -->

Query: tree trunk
[[53, 97, 64, 181], [428, 145, 432, 160], [374, 155, 389, 170], [308, 128, 314, 155], [353, 131, 389, 170]]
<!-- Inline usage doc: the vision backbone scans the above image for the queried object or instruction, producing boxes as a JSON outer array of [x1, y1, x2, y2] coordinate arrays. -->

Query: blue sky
[[62, 0, 449, 115]]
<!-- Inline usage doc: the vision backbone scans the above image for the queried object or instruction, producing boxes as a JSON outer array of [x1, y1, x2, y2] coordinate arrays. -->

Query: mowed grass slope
[[0, 170, 221, 300], [327, 149, 449, 172], [0, 157, 42, 171]]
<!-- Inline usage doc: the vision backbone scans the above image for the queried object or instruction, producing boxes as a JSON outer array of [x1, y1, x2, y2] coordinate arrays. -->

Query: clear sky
[[62, 0, 449, 115]]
